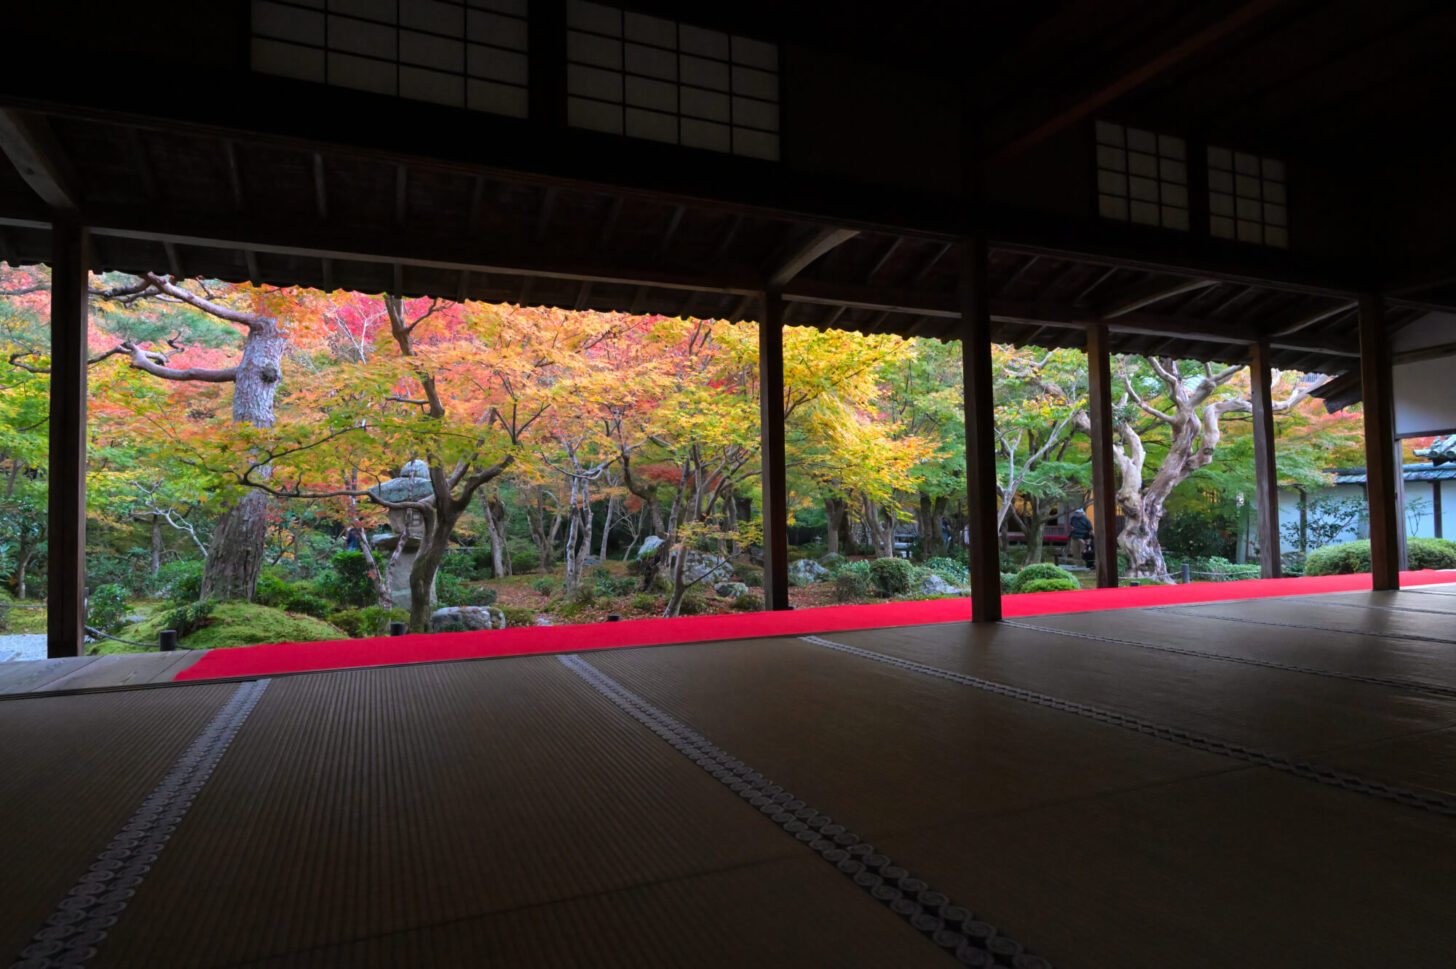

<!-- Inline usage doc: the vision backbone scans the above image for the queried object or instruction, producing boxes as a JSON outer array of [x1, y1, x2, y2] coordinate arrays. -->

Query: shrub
[[818, 552, 847, 571], [924, 556, 969, 586], [741, 569, 764, 587], [328, 606, 408, 638], [1018, 577, 1080, 593], [87, 584, 130, 633], [595, 575, 636, 598], [676, 591, 708, 616], [435, 571, 481, 607], [320, 550, 379, 608], [1304, 540, 1371, 576], [1000, 572, 1019, 593], [1409, 537, 1456, 571], [511, 549, 542, 574], [1310, 537, 1456, 574], [255, 574, 334, 617], [532, 576, 557, 595], [998, 549, 1021, 573], [157, 559, 204, 604], [868, 557, 918, 596], [732, 593, 764, 611], [629, 592, 657, 612], [834, 571, 870, 602], [284, 591, 334, 619], [497, 605, 538, 627], [1009, 563, 1078, 594], [160, 599, 217, 639]]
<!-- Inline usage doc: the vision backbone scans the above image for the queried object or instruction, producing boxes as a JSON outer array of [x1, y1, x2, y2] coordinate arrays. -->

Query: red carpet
[[174, 570, 1456, 682]]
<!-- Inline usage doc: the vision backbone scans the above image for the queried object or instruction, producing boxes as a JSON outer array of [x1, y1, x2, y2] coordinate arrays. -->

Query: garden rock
[[636, 536, 666, 559], [430, 605, 505, 632], [788, 558, 830, 586], [680, 550, 732, 585], [714, 581, 750, 599], [919, 573, 961, 596]]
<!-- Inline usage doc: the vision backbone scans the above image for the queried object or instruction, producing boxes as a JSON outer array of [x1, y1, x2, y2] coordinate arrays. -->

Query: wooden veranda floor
[[2, 585, 1453, 967]]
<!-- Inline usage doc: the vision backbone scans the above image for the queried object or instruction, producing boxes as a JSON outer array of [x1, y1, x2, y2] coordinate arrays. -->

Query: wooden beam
[[534, 186, 558, 241], [312, 153, 328, 221], [1098, 277, 1218, 319], [989, 0, 1289, 161], [223, 140, 245, 211], [395, 164, 409, 226], [574, 280, 593, 310], [866, 237, 904, 280], [1249, 338, 1282, 579], [0, 109, 77, 211], [162, 239, 182, 278], [1086, 322, 1119, 589], [760, 289, 790, 611], [1359, 294, 1401, 591], [1266, 300, 1357, 337], [961, 236, 1001, 622], [657, 204, 685, 257], [769, 226, 859, 288], [47, 218, 90, 657]]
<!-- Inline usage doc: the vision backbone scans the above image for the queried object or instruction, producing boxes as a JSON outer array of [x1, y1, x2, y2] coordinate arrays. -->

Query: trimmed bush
[[159, 599, 217, 640], [1304, 540, 1371, 576], [1307, 537, 1456, 575], [328, 606, 408, 638], [1410, 537, 1456, 571], [1009, 563, 1078, 594], [532, 576, 556, 595], [834, 571, 871, 602], [1000, 572, 1019, 593], [629, 592, 657, 613], [1018, 577, 1080, 593], [497, 605, 538, 627], [732, 593, 765, 611], [818, 552, 847, 570], [868, 557, 918, 597], [677, 591, 708, 616], [510, 549, 541, 574]]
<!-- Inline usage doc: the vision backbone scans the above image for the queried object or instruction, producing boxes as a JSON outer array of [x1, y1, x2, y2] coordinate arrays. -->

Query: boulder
[[714, 581, 750, 599], [636, 535, 666, 559], [680, 550, 732, 585], [430, 605, 505, 632], [788, 558, 830, 586], [919, 573, 961, 597], [818, 552, 847, 570]]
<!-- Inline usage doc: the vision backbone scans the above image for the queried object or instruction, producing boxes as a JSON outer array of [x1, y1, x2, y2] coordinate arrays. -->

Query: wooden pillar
[[759, 289, 790, 611], [1434, 479, 1443, 539], [1358, 293, 1400, 591], [1249, 338, 1282, 579], [47, 219, 90, 657], [1086, 322, 1119, 588], [960, 237, 1001, 622]]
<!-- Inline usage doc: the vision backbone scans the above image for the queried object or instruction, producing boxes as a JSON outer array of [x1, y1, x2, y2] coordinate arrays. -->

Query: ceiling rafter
[[769, 225, 859, 288]]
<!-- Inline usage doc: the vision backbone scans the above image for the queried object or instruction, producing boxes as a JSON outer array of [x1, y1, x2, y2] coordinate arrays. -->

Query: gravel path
[[0, 634, 48, 662]]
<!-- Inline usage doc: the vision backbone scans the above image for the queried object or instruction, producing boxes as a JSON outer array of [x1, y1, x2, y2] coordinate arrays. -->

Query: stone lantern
[[367, 459, 436, 611]]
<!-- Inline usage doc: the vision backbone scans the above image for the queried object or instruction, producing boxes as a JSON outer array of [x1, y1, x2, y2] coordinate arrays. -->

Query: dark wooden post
[[759, 290, 790, 611], [960, 237, 1001, 622], [1249, 338, 1282, 579], [48, 218, 90, 656], [1086, 322, 1119, 588], [1358, 293, 1400, 591], [1434, 480, 1443, 540]]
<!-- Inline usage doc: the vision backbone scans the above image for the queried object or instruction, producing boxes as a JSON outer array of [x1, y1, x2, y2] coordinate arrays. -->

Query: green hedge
[[868, 557, 918, 596], [1306, 537, 1456, 576], [1018, 577, 1080, 593], [1008, 563, 1077, 594]]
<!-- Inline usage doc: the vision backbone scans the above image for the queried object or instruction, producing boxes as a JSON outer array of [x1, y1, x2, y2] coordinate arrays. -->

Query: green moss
[[98, 602, 346, 653]]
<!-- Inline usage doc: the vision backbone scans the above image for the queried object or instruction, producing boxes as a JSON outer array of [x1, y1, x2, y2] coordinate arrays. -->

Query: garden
[[3, 261, 1448, 656]]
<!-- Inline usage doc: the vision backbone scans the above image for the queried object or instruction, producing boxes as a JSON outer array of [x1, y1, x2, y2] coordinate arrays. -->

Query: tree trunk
[[484, 493, 511, 578], [599, 493, 617, 562], [563, 477, 594, 594], [200, 322, 286, 601], [408, 513, 451, 633], [915, 493, 948, 560], [150, 514, 163, 575], [1020, 498, 1048, 566], [860, 498, 894, 559], [824, 496, 848, 556], [15, 548, 32, 600]]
